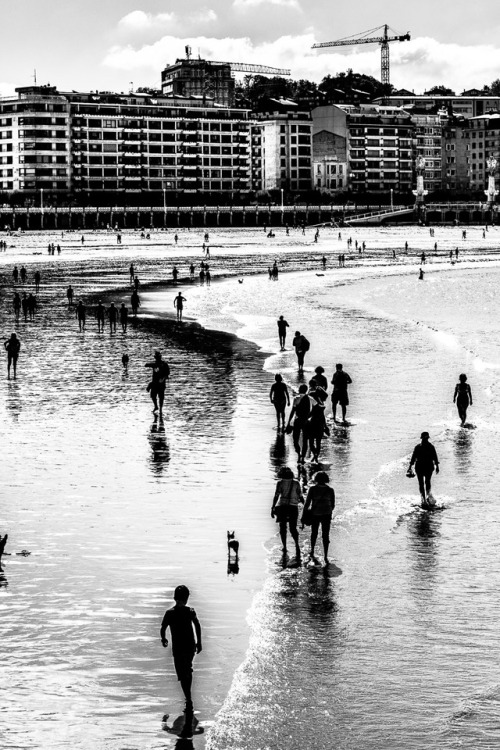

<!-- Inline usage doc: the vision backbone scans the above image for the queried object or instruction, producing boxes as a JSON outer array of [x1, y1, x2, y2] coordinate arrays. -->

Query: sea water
[[185, 264, 500, 750], [2, 229, 500, 749]]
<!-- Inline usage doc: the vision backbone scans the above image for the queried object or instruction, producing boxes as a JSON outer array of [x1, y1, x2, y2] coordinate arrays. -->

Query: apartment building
[[412, 112, 445, 192], [252, 100, 313, 193], [0, 85, 254, 197], [466, 114, 500, 191], [441, 117, 469, 191], [311, 105, 347, 193], [161, 56, 235, 107]]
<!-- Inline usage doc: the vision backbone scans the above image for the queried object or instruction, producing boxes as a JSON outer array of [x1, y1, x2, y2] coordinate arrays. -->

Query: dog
[[227, 531, 239, 558]]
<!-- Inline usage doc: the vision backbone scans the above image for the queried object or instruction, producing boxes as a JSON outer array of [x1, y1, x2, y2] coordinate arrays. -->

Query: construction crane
[[312, 24, 410, 88], [210, 61, 290, 76]]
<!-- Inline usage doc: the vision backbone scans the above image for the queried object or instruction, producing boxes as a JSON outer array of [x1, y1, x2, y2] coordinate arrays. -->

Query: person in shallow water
[[331, 363, 352, 423], [453, 373, 473, 426], [277, 315, 289, 351], [408, 431, 440, 508], [302, 471, 335, 565], [145, 350, 170, 414], [4, 333, 21, 379], [271, 466, 303, 559], [287, 383, 312, 463], [174, 292, 186, 321], [269, 373, 290, 431], [160, 585, 202, 737]]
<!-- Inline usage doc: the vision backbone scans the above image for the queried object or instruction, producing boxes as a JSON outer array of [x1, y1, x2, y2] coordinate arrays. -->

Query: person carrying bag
[[271, 467, 303, 559]]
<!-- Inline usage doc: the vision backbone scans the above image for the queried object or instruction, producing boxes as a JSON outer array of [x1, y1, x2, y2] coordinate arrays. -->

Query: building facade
[[373, 95, 500, 119], [311, 105, 347, 193], [161, 56, 235, 107], [412, 112, 445, 193]]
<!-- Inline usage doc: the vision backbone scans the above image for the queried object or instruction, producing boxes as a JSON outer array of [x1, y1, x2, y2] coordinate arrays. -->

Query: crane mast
[[312, 24, 411, 88]]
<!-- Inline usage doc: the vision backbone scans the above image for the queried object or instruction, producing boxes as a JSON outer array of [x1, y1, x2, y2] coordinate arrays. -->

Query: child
[[160, 585, 202, 734]]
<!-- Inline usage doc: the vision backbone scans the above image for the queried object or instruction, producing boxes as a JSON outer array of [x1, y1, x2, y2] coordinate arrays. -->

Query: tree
[[424, 85, 456, 96], [318, 69, 389, 101], [490, 79, 500, 96]]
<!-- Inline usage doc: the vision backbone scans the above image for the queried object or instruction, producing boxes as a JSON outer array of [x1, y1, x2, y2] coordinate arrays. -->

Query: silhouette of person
[[277, 315, 289, 351], [34, 270, 41, 293], [21, 293, 28, 321], [408, 431, 440, 508], [174, 293, 186, 321], [66, 285, 74, 306], [27, 293, 36, 321], [331, 363, 352, 423], [131, 290, 140, 316], [286, 383, 311, 463], [270, 373, 290, 431], [120, 303, 128, 332], [12, 292, 21, 319], [0, 533, 8, 572], [160, 585, 202, 737], [96, 301, 105, 332], [4, 333, 20, 378], [75, 301, 86, 331], [302, 471, 335, 564], [292, 331, 309, 373], [271, 466, 303, 559], [145, 351, 170, 414], [108, 303, 118, 333], [20, 266, 27, 283], [454, 373, 473, 426]]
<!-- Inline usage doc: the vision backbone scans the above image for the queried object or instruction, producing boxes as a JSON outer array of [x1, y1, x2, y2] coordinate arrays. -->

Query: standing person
[[119, 303, 128, 333], [21, 293, 28, 322], [292, 331, 310, 374], [66, 285, 74, 306], [286, 383, 312, 463], [34, 270, 41, 293], [131, 289, 140, 316], [321, 255, 326, 269], [160, 585, 202, 736], [407, 431, 440, 508], [302, 471, 335, 565], [307, 380, 329, 463], [134, 276, 140, 292], [199, 268, 205, 285], [421, 252, 426, 264], [81, 235, 85, 244], [205, 269, 211, 286], [75, 301, 86, 331], [96, 301, 105, 332], [172, 266, 179, 285], [108, 302, 118, 333], [145, 351, 170, 414], [189, 263, 195, 281], [27, 293, 36, 321], [419, 268, 425, 280], [277, 315, 289, 351], [331, 363, 352, 423], [269, 373, 290, 431], [311, 366, 328, 398], [13, 292, 21, 320], [129, 263, 135, 284], [271, 466, 303, 559], [453, 373, 473, 426], [12, 266, 19, 283], [174, 292, 186, 322], [174, 233, 178, 245], [4, 333, 21, 379], [20, 266, 27, 283]]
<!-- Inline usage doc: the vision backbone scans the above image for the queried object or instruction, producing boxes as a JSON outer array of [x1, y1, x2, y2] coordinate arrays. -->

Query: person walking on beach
[[311, 366, 328, 399], [302, 471, 335, 565], [189, 263, 195, 281], [287, 383, 312, 463], [66, 285, 74, 306], [172, 266, 179, 285], [108, 303, 118, 333], [34, 270, 41, 293], [131, 289, 140, 316], [270, 373, 290, 431], [4, 333, 21, 379], [12, 266, 19, 284], [145, 351, 170, 414], [129, 263, 135, 284], [292, 331, 310, 374], [21, 293, 28, 322], [76, 301, 86, 331], [96, 301, 105, 332], [407, 431, 440, 508], [20, 266, 27, 284], [13, 292, 21, 320], [160, 585, 202, 736], [119, 303, 128, 333], [174, 292, 186, 322], [331, 363, 352, 423], [271, 466, 303, 560], [307, 381, 328, 463], [454, 373, 473, 426], [419, 268, 425, 280], [277, 315, 289, 351], [27, 293, 36, 321]]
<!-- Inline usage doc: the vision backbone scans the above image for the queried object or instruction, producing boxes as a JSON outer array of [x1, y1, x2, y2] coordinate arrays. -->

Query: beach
[[2, 224, 500, 749]]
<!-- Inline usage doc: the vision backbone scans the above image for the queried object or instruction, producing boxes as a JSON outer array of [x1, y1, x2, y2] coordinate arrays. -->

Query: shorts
[[173, 650, 195, 681], [332, 391, 349, 406], [274, 505, 299, 524], [310, 513, 332, 538]]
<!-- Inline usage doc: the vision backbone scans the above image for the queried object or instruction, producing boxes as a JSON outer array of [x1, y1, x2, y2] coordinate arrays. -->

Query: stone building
[[311, 105, 347, 193]]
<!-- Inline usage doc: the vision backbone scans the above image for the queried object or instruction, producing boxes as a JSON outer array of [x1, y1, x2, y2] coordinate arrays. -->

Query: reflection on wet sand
[[148, 415, 170, 475]]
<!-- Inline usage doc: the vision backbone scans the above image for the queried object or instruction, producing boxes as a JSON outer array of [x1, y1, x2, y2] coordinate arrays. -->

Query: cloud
[[0, 82, 16, 98], [103, 33, 500, 94], [118, 10, 176, 32], [234, 0, 300, 8]]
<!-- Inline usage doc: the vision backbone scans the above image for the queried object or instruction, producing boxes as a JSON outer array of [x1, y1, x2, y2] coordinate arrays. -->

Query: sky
[[1, 0, 499, 97]]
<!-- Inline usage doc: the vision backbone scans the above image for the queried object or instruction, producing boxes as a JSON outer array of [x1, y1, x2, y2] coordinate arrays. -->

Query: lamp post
[[40, 188, 44, 229], [390, 188, 393, 210], [484, 156, 498, 208], [412, 156, 428, 222]]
